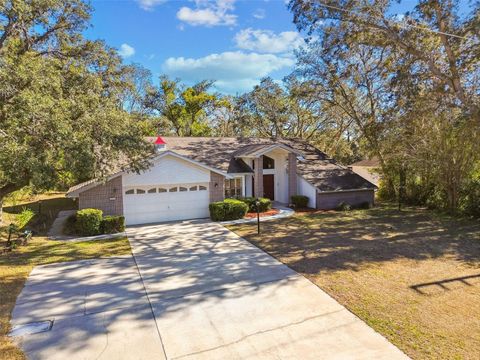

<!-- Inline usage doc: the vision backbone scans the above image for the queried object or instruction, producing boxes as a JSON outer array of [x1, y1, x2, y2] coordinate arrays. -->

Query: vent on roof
[[154, 136, 167, 152]]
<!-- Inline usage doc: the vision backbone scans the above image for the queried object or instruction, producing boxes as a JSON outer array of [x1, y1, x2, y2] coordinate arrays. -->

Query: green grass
[[228, 205, 480, 359]]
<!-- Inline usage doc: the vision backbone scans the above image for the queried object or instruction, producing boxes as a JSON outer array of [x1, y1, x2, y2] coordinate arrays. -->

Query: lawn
[[1, 193, 131, 360], [228, 205, 480, 360]]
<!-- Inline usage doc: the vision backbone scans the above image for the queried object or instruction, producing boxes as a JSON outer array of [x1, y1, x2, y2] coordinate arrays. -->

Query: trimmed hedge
[[101, 216, 125, 234], [291, 195, 309, 208], [75, 208, 103, 236], [209, 199, 248, 221], [237, 197, 272, 213]]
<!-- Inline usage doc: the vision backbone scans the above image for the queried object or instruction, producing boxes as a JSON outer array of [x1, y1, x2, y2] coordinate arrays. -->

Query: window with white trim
[[199, 185, 207, 191], [136, 189, 146, 194], [125, 189, 134, 195]]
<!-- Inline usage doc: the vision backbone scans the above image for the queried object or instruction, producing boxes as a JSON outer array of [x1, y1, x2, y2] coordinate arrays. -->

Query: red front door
[[263, 174, 275, 200]]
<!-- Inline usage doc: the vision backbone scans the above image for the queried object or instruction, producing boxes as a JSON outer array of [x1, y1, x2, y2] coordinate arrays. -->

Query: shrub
[[16, 207, 35, 229], [63, 214, 77, 235], [291, 195, 309, 208], [101, 216, 126, 234], [75, 208, 103, 236], [336, 202, 351, 211], [237, 197, 272, 212], [460, 177, 480, 217], [209, 199, 248, 221]]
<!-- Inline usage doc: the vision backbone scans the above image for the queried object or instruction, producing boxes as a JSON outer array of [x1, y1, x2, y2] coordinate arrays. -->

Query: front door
[[263, 174, 275, 200]]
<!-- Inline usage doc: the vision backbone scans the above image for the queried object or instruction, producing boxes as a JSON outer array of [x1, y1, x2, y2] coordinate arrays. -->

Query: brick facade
[[287, 153, 297, 201], [209, 171, 225, 202], [79, 176, 123, 215], [316, 189, 374, 210], [253, 156, 263, 198]]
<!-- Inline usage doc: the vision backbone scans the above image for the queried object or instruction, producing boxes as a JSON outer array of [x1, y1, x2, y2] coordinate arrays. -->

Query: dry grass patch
[[228, 206, 480, 360], [0, 236, 131, 360]]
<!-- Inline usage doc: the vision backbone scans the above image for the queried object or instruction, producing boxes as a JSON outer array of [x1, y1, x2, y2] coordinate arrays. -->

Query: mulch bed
[[244, 209, 280, 219]]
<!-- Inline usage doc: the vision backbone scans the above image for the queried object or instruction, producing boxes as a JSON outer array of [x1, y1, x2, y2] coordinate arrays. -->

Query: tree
[[0, 0, 152, 221], [289, 0, 480, 124], [120, 63, 153, 115], [289, 0, 480, 213], [295, 42, 395, 171], [144, 76, 226, 136]]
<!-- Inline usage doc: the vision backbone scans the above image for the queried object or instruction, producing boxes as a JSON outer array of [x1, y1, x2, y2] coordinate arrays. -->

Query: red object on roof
[[154, 136, 166, 145]]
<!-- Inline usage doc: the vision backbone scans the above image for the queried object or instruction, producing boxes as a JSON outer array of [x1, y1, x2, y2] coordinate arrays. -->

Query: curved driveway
[[11, 220, 408, 359]]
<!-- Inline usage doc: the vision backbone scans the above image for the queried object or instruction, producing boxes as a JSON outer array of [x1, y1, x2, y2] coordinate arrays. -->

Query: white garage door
[[123, 184, 209, 225]]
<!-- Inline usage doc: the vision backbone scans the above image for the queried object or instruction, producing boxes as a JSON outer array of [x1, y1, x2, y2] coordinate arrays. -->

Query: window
[[225, 178, 242, 198], [179, 187, 187, 192], [147, 188, 157, 194], [136, 189, 146, 194], [263, 155, 275, 169], [199, 185, 207, 191], [158, 188, 167, 193], [189, 186, 198, 191], [169, 187, 178, 192], [125, 189, 134, 195]]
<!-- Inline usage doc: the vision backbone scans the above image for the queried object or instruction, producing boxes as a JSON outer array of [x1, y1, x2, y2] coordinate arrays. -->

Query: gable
[[122, 154, 210, 186]]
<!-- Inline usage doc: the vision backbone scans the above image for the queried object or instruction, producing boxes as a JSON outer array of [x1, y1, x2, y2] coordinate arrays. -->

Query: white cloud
[[177, 0, 237, 27], [118, 43, 135, 58], [253, 8, 266, 19], [234, 28, 305, 54], [162, 51, 294, 93], [136, 0, 166, 11]]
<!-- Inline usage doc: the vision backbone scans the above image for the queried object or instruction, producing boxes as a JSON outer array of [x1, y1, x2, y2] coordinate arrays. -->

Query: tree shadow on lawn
[[233, 207, 480, 275]]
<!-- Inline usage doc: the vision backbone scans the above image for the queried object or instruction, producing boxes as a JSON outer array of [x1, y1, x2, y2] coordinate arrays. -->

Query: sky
[[85, 0, 472, 95], [86, 0, 303, 95]]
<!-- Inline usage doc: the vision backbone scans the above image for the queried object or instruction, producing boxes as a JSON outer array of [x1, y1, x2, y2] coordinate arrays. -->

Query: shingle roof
[[68, 137, 376, 195], [153, 137, 376, 192]]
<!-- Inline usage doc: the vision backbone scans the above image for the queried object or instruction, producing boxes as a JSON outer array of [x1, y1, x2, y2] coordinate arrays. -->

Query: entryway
[[252, 174, 275, 200]]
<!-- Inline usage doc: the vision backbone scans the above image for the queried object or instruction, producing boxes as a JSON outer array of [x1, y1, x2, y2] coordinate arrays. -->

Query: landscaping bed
[[244, 208, 280, 218], [227, 204, 480, 359]]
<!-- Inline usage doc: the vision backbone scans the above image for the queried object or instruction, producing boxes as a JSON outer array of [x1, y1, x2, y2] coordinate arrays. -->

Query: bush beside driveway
[[227, 205, 480, 359]]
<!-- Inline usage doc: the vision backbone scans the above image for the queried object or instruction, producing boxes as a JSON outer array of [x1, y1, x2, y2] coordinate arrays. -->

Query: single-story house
[[67, 137, 376, 225], [349, 157, 381, 187]]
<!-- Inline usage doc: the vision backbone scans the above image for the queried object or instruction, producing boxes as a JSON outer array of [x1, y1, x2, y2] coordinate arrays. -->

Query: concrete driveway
[[11, 220, 408, 359]]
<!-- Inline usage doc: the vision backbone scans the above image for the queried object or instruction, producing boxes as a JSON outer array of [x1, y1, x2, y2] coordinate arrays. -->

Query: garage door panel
[[123, 184, 210, 225]]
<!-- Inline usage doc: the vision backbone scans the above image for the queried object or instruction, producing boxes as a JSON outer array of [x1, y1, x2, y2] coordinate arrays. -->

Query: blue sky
[[86, 0, 301, 95], [85, 0, 472, 95]]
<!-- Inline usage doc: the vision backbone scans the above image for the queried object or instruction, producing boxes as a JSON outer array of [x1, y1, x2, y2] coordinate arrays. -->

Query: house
[[67, 137, 376, 225], [349, 157, 381, 187]]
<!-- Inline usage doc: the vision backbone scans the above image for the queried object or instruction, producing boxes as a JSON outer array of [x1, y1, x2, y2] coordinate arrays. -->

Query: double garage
[[73, 153, 218, 226], [123, 183, 209, 225], [121, 154, 214, 225]]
